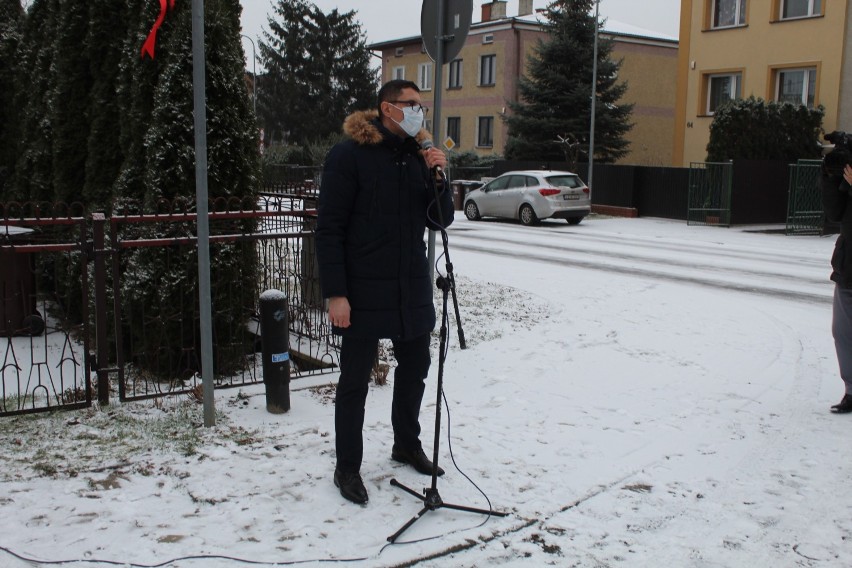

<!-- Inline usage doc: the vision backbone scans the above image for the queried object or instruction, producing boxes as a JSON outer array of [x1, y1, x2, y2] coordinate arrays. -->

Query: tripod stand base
[[387, 478, 508, 543]]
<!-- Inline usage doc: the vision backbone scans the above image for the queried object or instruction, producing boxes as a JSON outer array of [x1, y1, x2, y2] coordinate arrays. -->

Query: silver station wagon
[[463, 170, 591, 225]]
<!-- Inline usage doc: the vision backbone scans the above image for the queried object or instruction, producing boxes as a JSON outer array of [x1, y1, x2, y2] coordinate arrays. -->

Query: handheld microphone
[[419, 139, 445, 176]]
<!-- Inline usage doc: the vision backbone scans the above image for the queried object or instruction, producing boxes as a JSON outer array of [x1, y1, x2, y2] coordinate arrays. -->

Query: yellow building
[[675, 0, 852, 166], [369, 0, 679, 166]]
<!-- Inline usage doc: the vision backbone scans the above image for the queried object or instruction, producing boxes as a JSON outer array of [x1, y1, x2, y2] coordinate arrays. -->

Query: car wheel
[[464, 201, 481, 221], [519, 204, 539, 226], [566, 217, 583, 225]]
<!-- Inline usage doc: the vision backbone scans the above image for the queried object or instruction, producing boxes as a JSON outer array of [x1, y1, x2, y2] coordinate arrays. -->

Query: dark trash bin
[[451, 180, 483, 211], [1, 225, 43, 337]]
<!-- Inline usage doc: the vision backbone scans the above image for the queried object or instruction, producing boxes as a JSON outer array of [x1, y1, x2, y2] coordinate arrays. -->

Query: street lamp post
[[241, 34, 258, 118], [588, 0, 600, 194]]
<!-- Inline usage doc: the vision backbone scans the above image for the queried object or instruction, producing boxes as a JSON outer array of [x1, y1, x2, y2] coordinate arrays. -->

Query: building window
[[392, 66, 405, 80], [449, 59, 463, 89], [479, 54, 496, 86], [446, 117, 461, 146], [781, 0, 821, 19], [712, 0, 746, 28], [477, 116, 494, 147], [418, 62, 432, 91], [706, 73, 742, 114], [776, 67, 817, 107]]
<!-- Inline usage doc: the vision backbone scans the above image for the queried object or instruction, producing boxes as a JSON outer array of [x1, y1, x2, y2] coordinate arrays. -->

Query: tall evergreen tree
[[51, 0, 92, 203], [13, 0, 59, 202], [504, 0, 633, 163], [258, 0, 378, 145], [121, 0, 260, 377], [84, 0, 128, 207], [0, 0, 24, 197], [114, 0, 160, 205]]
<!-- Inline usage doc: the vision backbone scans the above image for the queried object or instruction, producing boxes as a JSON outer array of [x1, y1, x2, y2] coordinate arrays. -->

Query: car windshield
[[546, 175, 582, 188]]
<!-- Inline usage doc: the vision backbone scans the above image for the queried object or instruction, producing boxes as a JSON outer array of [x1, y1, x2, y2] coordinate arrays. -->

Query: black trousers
[[335, 333, 431, 473]]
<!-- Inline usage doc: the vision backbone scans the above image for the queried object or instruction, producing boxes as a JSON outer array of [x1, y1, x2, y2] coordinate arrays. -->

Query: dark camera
[[823, 131, 852, 176]]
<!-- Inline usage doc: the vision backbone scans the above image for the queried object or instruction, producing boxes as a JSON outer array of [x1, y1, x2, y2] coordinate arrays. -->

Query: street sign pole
[[422, 0, 472, 280], [427, 0, 447, 280]]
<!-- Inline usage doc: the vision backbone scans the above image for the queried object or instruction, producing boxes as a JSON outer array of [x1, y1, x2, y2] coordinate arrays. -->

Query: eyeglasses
[[389, 100, 429, 115]]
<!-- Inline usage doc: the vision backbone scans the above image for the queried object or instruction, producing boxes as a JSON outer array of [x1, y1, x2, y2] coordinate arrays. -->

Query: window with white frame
[[781, 0, 821, 19], [776, 67, 817, 107], [477, 116, 494, 147], [711, 0, 746, 28], [479, 54, 496, 86], [392, 66, 405, 80], [418, 62, 433, 91], [706, 73, 742, 114], [449, 59, 463, 89], [446, 117, 461, 146]]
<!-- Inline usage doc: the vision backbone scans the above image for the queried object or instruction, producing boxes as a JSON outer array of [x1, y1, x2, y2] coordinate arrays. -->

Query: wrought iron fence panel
[[109, 196, 337, 402], [1, 203, 92, 416], [786, 160, 824, 235], [687, 162, 733, 226]]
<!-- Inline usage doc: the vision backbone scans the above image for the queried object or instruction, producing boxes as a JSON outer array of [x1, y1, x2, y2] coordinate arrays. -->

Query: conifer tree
[[258, 0, 378, 145], [114, 0, 160, 205], [122, 0, 260, 377], [0, 0, 24, 197], [50, 0, 92, 204], [13, 0, 59, 202], [84, 0, 128, 207], [504, 0, 632, 163]]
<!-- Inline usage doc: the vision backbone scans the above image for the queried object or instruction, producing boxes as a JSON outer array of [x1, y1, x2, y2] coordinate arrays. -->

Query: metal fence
[[1, 203, 92, 416], [786, 160, 824, 235], [687, 162, 733, 226], [1, 194, 338, 415]]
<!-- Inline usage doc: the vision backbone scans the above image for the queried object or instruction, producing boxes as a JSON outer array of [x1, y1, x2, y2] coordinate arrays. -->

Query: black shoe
[[334, 469, 368, 504], [831, 394, 852, 414], [391, 445, 445, 476]]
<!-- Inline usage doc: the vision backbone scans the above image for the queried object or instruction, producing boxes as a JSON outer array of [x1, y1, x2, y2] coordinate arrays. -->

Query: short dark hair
[[377, 79, 420, 113]]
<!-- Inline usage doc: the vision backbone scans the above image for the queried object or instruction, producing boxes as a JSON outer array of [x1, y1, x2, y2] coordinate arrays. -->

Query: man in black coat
[[822, 163, 852, 413], [315, 80, 455, 504]]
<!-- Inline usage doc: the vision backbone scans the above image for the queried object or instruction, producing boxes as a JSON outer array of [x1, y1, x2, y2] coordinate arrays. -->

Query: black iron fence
[[1, 194, 338, 416], [477, 159, 822, 226], [786, 160, 824, 235], [1, 202, 92, 416], [688, 162, 733, 226]]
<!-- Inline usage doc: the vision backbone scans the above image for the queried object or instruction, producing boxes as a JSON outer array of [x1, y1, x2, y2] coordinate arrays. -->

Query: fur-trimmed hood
[[343, 109, 432, 147]]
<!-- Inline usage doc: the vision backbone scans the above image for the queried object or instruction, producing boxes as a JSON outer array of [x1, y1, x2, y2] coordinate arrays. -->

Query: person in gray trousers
[[822, 162, 852, 413]]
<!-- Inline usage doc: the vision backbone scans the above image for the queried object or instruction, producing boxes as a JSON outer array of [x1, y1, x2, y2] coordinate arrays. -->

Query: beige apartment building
[[675, 0, 852, 166], [369, 0, 679, 166]]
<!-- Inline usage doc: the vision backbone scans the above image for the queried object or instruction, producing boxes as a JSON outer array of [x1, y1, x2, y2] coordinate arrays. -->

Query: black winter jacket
[[315, 110, 455, 339], [822, 171, 852, 288]]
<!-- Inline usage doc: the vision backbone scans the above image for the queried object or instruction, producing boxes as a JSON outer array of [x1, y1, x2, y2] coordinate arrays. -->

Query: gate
[[688, 162, 733, 226], [786, 160, 824, 235], [1, 204, 92, 416]]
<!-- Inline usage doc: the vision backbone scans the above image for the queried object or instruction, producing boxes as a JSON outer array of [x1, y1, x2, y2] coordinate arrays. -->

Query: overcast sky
[[239, 0, 682, 53]]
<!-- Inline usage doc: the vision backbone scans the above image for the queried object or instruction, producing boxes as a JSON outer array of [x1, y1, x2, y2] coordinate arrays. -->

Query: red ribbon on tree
[[140, 0, 176, 59]]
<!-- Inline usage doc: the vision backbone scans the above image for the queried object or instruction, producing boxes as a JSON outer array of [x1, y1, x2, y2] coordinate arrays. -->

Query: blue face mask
[[390, 104, 424, 137]]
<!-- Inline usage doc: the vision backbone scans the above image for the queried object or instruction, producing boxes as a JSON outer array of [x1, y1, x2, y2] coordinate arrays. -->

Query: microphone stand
[[387, 168, 508, 544]]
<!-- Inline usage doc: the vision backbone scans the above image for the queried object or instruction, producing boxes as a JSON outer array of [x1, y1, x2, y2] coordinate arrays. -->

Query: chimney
[[492, 1, 508, 20], [481, 1, 508, 22], [518, 0, 534, 17]]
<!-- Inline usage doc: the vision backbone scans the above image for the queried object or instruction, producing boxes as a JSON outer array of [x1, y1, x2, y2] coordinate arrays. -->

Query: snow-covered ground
[[1, 213, 848, 567]]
